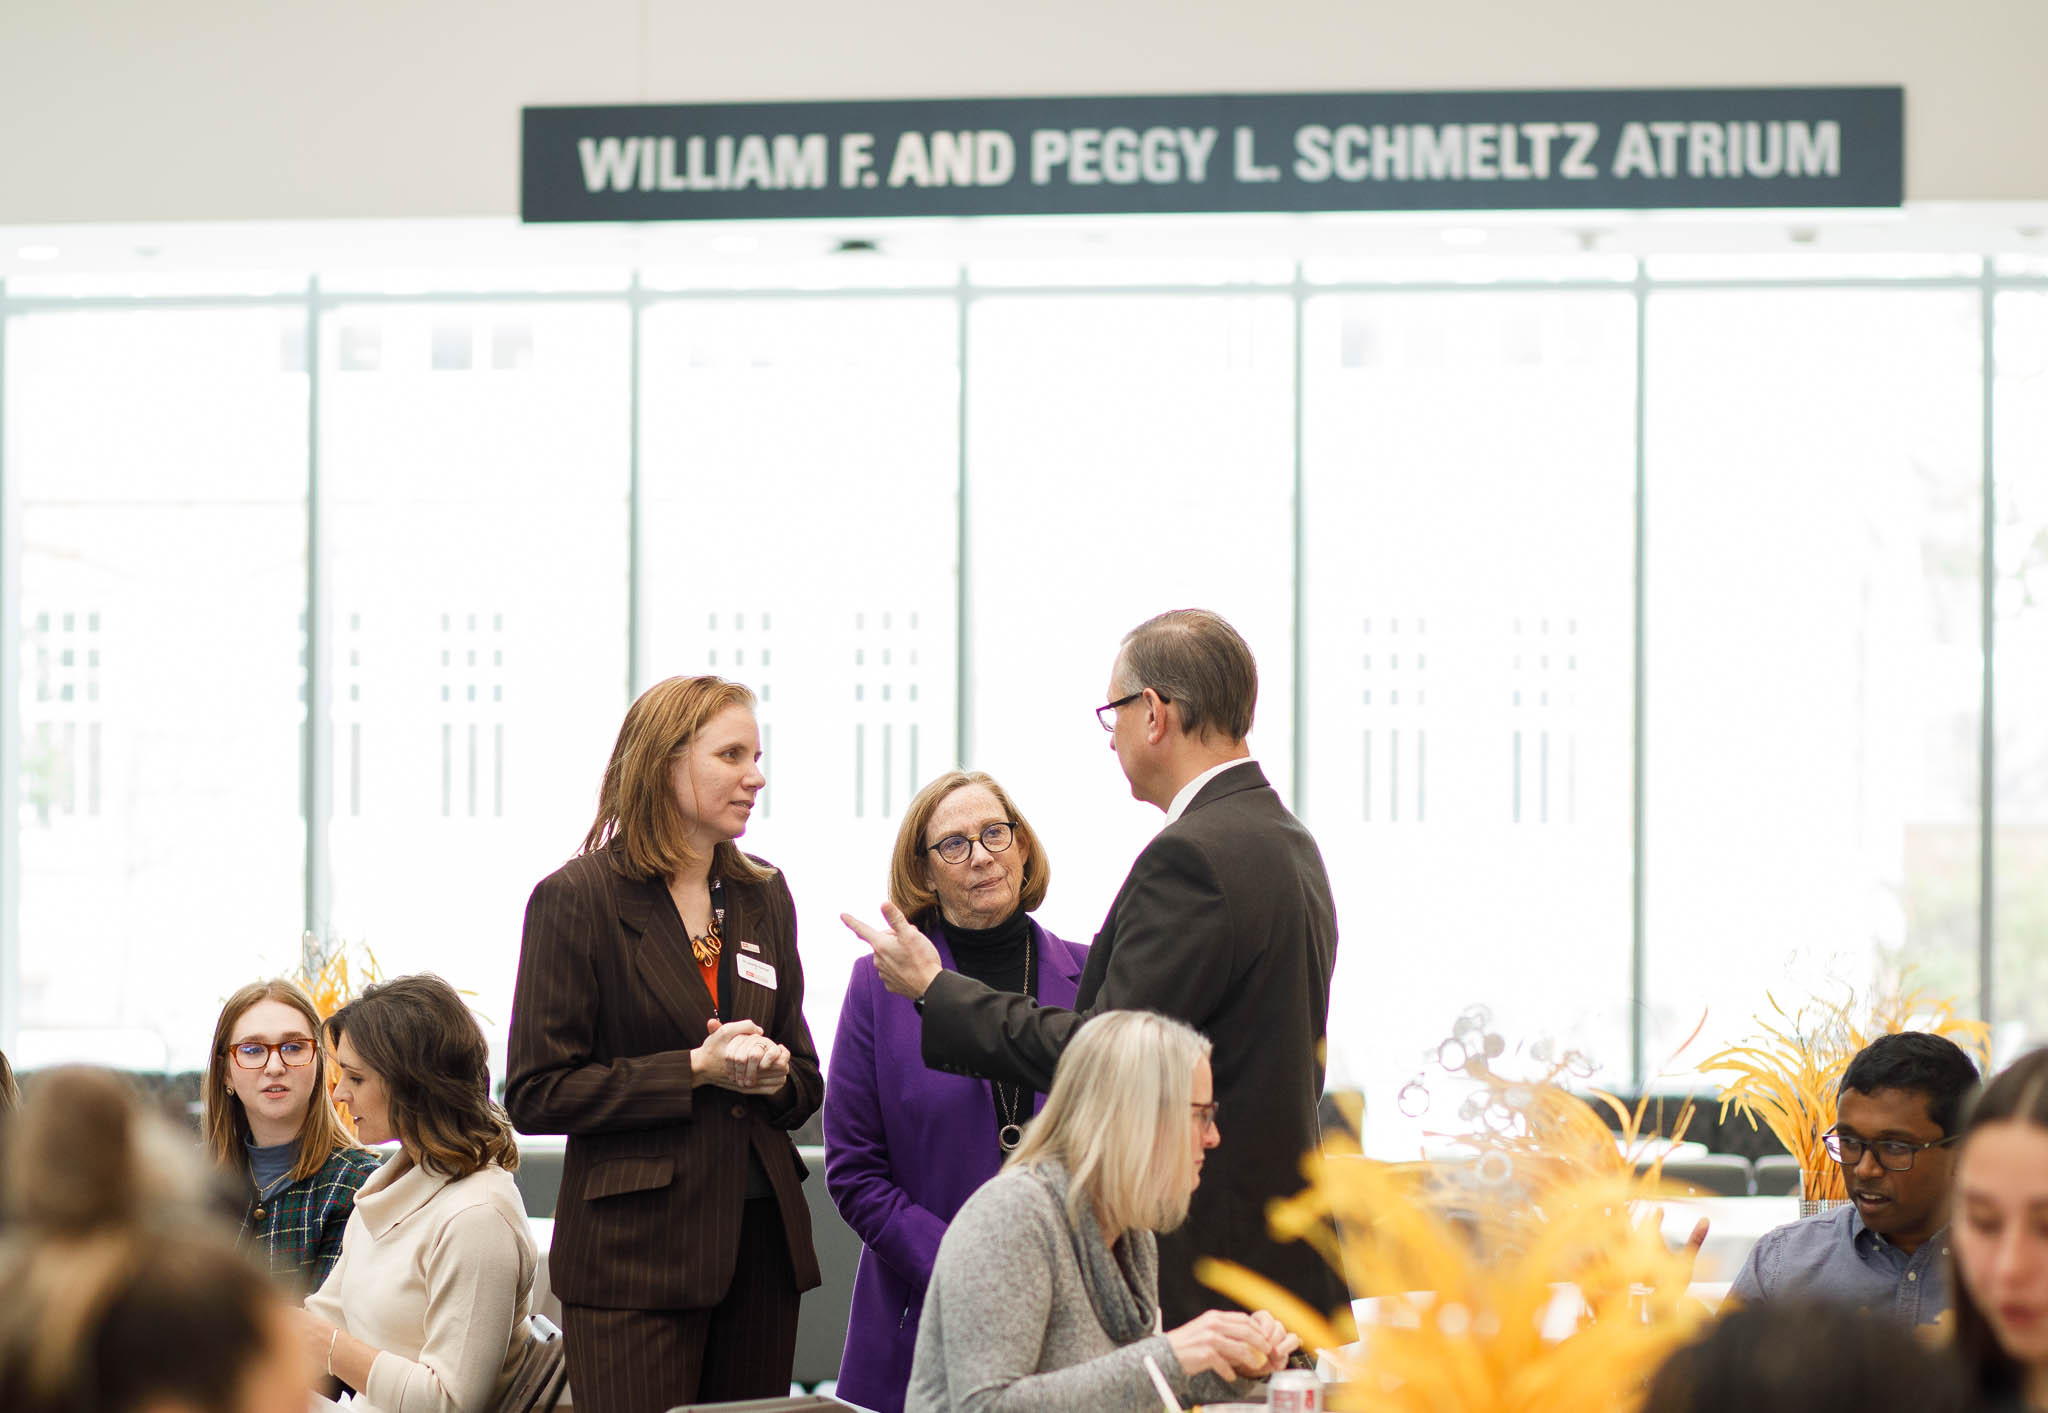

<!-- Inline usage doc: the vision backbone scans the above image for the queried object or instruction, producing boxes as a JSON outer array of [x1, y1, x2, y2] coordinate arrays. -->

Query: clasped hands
[[1166, 1308, 1301, 1382], [692, 1017, 790, 1095]]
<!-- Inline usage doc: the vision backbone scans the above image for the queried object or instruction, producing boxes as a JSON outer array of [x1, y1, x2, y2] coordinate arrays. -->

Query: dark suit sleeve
[[757, 871, 823, 1130], [505, 868, 698, 1134], [920, 831, 1236, 1089]]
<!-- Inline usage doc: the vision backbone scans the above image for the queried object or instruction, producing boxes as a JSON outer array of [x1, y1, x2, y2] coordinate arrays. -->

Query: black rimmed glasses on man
[[1821, 1127, 1959, 1171], [926, 821, 1018, 866], [1096, 688, 1170, 732]]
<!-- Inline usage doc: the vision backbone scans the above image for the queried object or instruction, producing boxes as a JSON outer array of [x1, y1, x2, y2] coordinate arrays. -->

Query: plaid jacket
[[238, 1145, 386, 1294]]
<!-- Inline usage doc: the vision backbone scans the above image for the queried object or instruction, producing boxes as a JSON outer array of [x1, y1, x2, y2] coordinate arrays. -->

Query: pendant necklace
[[689, 878, 726, 1019], [995, 932, 1035, 1152]]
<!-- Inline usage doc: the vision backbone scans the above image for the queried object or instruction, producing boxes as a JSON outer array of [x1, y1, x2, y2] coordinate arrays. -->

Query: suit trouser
[[560, 1195, 800, 1413]]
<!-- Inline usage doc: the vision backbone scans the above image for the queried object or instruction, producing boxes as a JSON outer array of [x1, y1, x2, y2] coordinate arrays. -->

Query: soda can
[[1267, 1368, 1321, 1413]]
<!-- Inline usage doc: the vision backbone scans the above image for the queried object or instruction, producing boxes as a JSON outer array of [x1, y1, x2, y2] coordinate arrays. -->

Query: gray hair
[[1008, 1010, 1213, 1236], [1113, 609, 1257, 744]]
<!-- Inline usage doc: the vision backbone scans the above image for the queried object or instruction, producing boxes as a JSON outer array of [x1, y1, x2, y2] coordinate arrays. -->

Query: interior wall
[[1, 0, 2043, 225]]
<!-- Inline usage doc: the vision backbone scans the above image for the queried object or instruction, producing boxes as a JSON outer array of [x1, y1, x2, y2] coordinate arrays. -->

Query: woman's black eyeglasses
[[926, 822, 1017, 865]]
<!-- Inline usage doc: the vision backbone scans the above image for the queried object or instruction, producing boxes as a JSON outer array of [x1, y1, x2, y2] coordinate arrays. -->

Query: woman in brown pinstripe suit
[[507, 675, 822, 1413]]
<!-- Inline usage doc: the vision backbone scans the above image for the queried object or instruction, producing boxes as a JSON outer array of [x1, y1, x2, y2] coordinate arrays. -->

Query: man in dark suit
[[844, 609, 1345, 1327]]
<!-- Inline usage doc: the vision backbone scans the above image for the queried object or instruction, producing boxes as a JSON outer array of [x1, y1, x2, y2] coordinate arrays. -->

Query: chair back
[[494, 1313, 567, 1413]]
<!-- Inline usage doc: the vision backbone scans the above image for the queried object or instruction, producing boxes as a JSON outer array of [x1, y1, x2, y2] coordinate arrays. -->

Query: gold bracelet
[[327, 1328, 341, 1377]]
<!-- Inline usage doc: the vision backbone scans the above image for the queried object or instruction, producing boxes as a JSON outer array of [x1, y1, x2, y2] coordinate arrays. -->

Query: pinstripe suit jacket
[[505, 847, 823, 1311]]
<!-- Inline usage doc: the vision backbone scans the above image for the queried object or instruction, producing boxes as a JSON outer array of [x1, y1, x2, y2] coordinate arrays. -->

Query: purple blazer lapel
[[1032, 918, 1085, 996]]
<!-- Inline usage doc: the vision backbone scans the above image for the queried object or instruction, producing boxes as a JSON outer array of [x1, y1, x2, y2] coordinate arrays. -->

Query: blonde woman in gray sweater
[[907, 1010, 1301, 1413]]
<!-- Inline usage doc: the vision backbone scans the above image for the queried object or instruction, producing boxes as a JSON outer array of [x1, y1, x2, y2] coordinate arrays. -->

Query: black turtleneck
[[941, 905, 1032, 1000], [936, 905, 1038, 1150]]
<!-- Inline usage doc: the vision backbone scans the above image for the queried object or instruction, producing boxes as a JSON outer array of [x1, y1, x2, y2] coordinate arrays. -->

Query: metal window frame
[[3, 258, 2044, 1089]]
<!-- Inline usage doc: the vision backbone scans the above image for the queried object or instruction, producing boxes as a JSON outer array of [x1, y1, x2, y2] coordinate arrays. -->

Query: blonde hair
[[583, 674, 774, 886], [888, 771, 1051, 924], [204, 977, 365, 1184], [1009, 1010, 1212, 1236]]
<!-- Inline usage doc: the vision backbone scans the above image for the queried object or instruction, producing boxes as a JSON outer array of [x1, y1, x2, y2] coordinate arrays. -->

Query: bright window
[[10, 307, 307, 1070], [1642, 289, 1984, 1070], [964, 294, 1298, 950], [639, 297, 961, 1065], [320, 300, 631, 1059], [1301, 290, 1637, 1139]]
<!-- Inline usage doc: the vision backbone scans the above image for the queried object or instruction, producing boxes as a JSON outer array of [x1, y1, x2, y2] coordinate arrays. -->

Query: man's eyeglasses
[[1191, 1100, 1220, 1131], [1096, 689, 1169, 732], [227, 1039, 316, 1070], [1822, 1128, 1959, 1172], [926, 822, 1017, 866]]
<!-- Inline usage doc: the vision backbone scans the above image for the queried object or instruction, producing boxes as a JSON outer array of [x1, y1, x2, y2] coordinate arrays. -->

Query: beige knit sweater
[[306, 1153, 536, 1413]]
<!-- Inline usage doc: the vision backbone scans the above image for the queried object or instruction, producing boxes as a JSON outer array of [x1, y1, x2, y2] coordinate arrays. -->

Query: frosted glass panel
[[1302, 291, 1637, 1151], [640, 298, 961, 1066], [321, 301, 631, 1059], [10, 307, 307, 1070], [1644, 289, 1983, 1069], [1994, 292, 2048, 1054], [965, 295, 1297, 954]]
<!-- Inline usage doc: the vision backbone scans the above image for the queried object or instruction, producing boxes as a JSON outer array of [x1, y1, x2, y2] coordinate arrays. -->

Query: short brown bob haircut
[[1113, 608, 1259, 745], [889, 770, 1051, 926], [204, 977, 365, 1185], [583, 674, 774, 887], [325, 974, 518, 1178]]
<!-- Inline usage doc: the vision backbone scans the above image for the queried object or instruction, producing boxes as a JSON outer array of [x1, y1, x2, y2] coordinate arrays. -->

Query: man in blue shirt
[[1731, 1031, 1980, 1324]]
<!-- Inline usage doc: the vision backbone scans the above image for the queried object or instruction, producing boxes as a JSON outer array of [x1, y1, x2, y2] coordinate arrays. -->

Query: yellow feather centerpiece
[[292, 930, 383, 1024], [1698, 978, 1990, 1204], [290, 931, 383, 1131], [1200, 1012, 1712, 1412]]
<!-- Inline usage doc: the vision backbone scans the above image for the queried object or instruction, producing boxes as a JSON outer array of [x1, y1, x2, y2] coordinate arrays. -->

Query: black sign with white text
[[520, 87, 1903, 223]]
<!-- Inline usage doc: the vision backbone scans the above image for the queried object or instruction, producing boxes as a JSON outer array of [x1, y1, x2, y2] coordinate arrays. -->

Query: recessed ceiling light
[[16, 244, 59, 261], [1441, 227, 1487, 247]]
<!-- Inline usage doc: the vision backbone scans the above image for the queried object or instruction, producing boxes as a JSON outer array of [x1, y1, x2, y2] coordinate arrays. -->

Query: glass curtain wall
[[3, 254, 2044, 1129], [965, 294, 1297, 947], [1642, 289, 1984, 1072], [320, 299, 632, 1043], [1994, 290, 2048, 1051], [6, 306, 308, 1069], [1301, 289, 1638, 1132], [640, 295, 961, 1064]]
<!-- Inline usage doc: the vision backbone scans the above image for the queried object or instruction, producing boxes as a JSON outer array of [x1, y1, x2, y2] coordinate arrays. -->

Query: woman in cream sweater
[[302, 974, 537, 1413]]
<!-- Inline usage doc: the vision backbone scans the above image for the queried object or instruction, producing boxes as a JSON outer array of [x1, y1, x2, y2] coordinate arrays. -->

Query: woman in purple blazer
[[825, 770, 1087, 1413]]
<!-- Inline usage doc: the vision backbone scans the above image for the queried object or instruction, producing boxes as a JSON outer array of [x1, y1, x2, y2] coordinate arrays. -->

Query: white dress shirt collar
[[1163, 756, 1255, 827]]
